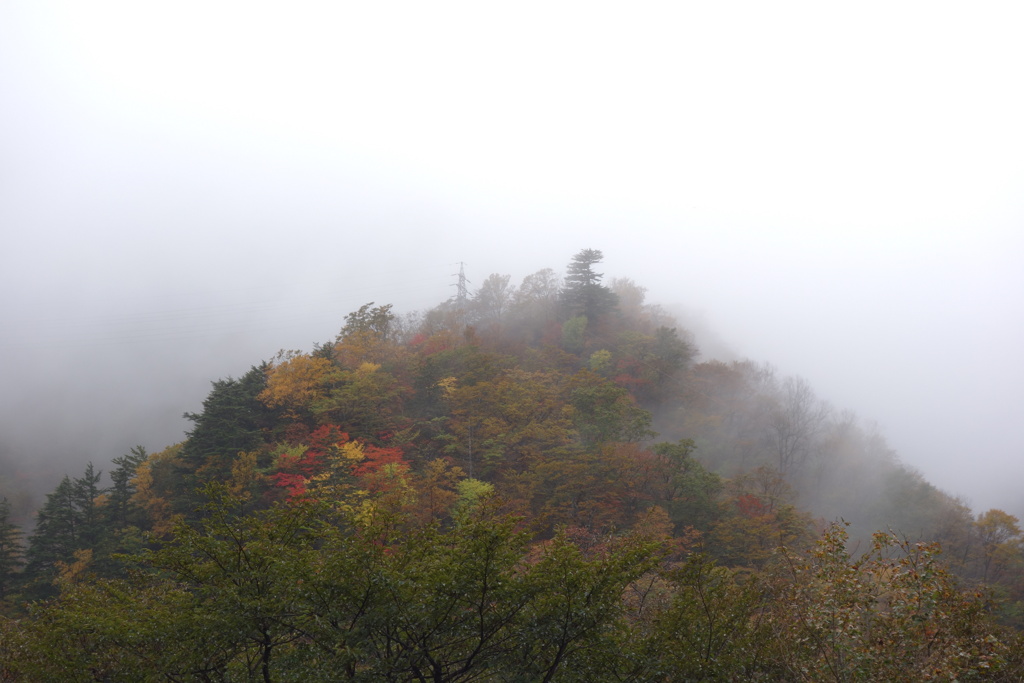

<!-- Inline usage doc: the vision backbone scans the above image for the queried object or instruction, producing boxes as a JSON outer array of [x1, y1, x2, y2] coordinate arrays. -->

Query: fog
[[2, 3, 1023, 518]]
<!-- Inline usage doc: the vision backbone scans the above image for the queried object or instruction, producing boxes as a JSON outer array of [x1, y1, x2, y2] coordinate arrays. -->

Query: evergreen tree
[[106, 446, 148, 530], [0, 497, 23, 599], [71, 462, 104, 548], [561, 248, 619, 321], [181, 364, 272, 481], [23, 464, 104, 595], [24, 476, 77, 581]]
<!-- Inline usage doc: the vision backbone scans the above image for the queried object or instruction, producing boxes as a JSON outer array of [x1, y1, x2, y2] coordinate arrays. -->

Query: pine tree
[[24, 476, 77, 580], [0, 497, 23, 599], [71, 462, 104, 549], [106, 446, 148, 529], [181, 364, 272, 481], [561, 248, 618, 321], [23, 464, 104, 595]]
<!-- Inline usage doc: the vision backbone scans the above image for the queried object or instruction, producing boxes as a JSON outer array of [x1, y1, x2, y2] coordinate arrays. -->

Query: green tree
[[1, 572, 211, 681], [444, 367, 575, 476], [181, 364, 273, 483], [105, 446, 148, 530], [511, 530, 664, 681], [561, 314, 588, 353], [312, 361, 406, 442], [147, 485, 320, 681], [653, 439, 723, 531], [569, 370, 654, 445], [5, 489, 666, 681], [0, 497, 23, 601], [355, 512, 535, 680], [23, 464, 104, 596], [608, 326, 696, 405], [561, 248, 618, 321], [647, 553, 773, 680]]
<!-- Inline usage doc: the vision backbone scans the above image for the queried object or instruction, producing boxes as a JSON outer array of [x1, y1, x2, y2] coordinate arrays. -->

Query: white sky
[[2, 2, 1023, 514]]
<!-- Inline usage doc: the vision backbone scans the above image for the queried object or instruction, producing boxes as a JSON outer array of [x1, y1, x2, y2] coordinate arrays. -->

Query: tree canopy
[[561, 248, 619, 321], [4, 249, 1024, 680]]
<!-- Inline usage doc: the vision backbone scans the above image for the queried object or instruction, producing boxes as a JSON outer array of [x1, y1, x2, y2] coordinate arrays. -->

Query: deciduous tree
[[767, 522, 1007, 681]]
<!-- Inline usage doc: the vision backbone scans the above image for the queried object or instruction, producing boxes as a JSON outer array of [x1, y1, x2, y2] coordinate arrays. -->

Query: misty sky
[[2, 3, 1023, 516]]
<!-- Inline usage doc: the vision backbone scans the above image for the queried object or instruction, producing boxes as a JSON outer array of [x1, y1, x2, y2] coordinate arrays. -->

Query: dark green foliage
[[23, 464, 104, 596], [0, 498, 22, 601], [570, 371, 655, 445], [181, 363, 272, 480], [310, 338, 336, 360], [561, 248, 618, 321], [105, 446, 147, 530], [4, 489, 661, 681], [636, 326, 697, 403], [647, 553, 772, 680], [654, 440, 724, 531], [9, 504, 1015, 682]]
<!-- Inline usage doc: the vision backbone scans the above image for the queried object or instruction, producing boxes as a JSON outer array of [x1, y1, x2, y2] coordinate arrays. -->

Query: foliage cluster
[[2, 250, 1023, 680]]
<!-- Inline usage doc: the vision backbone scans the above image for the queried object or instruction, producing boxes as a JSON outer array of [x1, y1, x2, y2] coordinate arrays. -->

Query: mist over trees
[[561, 248, 619, 321], [2, 249, 1023, 680]]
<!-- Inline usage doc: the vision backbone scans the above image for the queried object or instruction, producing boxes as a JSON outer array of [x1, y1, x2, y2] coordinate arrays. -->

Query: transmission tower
[[452, 262, 470, 303]]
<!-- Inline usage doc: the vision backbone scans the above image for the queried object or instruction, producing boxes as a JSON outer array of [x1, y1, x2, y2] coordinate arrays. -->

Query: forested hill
[[2, 249, 1023, 680]]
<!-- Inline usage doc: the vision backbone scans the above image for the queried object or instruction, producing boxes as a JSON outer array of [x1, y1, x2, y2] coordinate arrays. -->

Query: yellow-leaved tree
[[259, 352, 340, 420]]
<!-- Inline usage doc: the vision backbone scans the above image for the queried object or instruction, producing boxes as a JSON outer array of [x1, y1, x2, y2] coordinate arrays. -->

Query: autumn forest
[[1, 249, 1022, 681]]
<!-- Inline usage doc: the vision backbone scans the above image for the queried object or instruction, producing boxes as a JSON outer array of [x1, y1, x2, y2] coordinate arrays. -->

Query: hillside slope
[[3, 250, 1022, 680]]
